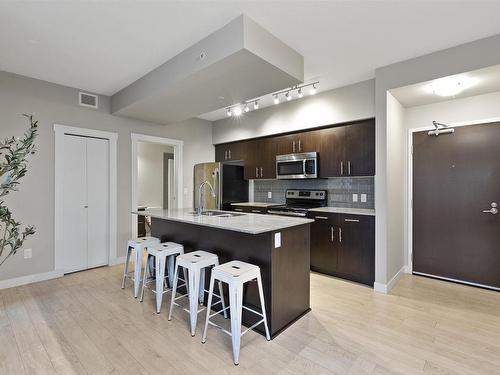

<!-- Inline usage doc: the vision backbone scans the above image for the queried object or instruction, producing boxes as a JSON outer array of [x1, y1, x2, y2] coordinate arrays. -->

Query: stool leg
[[121, 246, 132, 289], [168, 263, 180, 321], [199, 268, 205, 305], [188, 267, 201, 337], [155, 254, 166, 313], [140, 254, 151, 302], [229, 283, 243, 365], [256, 273, 271, 341], [166, 254, 175, 289], [201, 274, 216, 344], [133, 246, 143, 298], [218, 280, 228, 319]]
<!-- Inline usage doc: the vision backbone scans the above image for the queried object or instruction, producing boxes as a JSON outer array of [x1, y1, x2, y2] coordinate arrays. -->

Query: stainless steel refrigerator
[[193, 162, 248, 211]]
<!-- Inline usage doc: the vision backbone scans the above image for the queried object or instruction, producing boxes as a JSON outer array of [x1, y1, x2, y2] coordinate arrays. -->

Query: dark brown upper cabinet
[[215, 142, 247, 162], [244, 138, 276, 180], [275, 132, 317, 155], [318, 119, 375, 177]]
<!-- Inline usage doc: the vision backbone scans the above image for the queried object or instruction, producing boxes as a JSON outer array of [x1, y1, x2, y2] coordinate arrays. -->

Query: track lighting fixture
[[226, 108, 232, 117], [297, 88, 303, 98], [285, 91, 291, 101], [274, 95, 280, 104], [233, 106, 242, 116], [244, 104, 250, 112], [254, 101, 259, 110], [310, 84, 317, 95]]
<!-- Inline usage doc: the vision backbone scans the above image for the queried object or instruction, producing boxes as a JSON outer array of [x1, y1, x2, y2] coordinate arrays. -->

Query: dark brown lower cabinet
[[309, 212, 375, 286], [231, 205, 268, 214]]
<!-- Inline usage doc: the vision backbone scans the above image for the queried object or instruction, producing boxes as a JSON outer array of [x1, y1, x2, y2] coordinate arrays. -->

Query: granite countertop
[[308, 207, 376, 216], [230, 202, 282, 208], [133, 208, 313, 234]]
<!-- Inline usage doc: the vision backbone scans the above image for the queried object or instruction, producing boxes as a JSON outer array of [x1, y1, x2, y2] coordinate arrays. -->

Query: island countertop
[[133, 208, 313, 234]]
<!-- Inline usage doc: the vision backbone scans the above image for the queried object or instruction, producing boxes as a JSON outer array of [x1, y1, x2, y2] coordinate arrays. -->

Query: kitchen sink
[[187, 210, 244, 218]]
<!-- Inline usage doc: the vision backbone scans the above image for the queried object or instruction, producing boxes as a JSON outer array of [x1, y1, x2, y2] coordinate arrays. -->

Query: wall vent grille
[[78, 92, 98, 109]]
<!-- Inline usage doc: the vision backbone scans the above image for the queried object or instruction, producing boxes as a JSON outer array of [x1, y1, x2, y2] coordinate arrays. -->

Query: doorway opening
[[131, 134, 183, 239]]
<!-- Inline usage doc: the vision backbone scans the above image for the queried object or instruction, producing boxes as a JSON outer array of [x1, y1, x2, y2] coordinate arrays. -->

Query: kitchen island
[[134, 208, 313, 338]]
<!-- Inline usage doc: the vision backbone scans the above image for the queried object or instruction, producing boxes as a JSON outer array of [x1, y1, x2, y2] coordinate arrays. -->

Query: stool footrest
[[208, 321, 232, 337], [242, 305, 265, 318], [241, 319, 265, 337]]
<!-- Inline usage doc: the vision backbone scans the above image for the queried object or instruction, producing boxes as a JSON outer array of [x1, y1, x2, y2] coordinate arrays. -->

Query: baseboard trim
[[373, 266, 406, 294], [109, 256, 126, 266], [0, 270, 64, 290]]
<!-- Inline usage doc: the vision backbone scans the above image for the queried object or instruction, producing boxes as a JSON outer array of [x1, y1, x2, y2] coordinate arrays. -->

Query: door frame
[[407, 116, 500, 278], [54, 124, 118, 272], [131, 133, 183, 239]]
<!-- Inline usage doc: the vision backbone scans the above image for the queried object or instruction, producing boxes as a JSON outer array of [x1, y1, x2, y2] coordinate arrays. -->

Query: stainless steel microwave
[[276, 152, 318, 179]]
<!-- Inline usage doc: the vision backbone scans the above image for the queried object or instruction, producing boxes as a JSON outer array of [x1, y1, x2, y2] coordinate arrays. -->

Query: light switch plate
[[274, 232, 281, 248], [24, 248, 32, 259], [352, 193, 358, 202], [268, 191, 272, 199], [361, 194, 367, 203]]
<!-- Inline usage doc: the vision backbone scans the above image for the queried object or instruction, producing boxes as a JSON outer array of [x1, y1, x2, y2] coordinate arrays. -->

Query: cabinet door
[[345, 120, 375, 176], [259, 138, 277, 179], [275, 134, 297, 155], [227, 141, 246, 161], [215, 144, 227, 162], [297, 130, 320, 153], [244, 140, 258, 179], [337, 215, 375, 285], [310, 214, 338, 273], [319, 127, 346, 177]]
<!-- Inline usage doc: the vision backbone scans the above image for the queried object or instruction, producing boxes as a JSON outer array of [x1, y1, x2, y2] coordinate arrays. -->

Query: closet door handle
[[339, 227, 342, 243]]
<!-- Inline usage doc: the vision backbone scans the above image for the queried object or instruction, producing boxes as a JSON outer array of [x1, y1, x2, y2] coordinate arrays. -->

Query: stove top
[[267, 189, 327, 217]]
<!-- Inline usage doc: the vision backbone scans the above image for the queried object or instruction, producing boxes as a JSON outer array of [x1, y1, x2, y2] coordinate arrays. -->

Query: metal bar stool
[[201, 260, 270, 365], [168, 250, 227, 336], [139, 242, 184, 313], [121, 236, 160, 297]]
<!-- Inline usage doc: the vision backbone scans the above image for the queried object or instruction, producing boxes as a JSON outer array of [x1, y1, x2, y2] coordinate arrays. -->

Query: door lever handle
[[483, 202, 498, 215]]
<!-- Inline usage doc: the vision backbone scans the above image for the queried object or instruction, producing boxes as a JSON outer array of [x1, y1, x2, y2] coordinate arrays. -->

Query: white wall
[[137, 142, 174, 208], [212, 79, 375, 143], [0, 71, 213, 282], [385, 92, 406, 283]]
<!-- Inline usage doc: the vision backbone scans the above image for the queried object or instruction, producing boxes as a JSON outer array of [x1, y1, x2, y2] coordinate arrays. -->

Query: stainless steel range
[[267, 189, 327, 217]]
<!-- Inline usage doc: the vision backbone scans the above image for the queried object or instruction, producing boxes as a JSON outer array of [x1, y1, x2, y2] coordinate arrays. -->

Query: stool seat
[[149, 242, 184, 256], [177, 250, 218, 265], [127, 236, 160, 248], [213, 260, 259, 279]]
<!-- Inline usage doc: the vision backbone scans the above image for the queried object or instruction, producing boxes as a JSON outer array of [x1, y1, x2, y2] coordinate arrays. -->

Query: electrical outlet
[[274, 232, 281, 248], [268, 191, 272, 199], [361, 194, 367, 203], [352, 193, 358, 202], [24, 248, 32, 259]]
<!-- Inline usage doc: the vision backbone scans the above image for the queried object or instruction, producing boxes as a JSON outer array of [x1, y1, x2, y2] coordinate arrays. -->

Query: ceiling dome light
[[233, 106, 242, 116], [226, 108, 232, 117], [285, 91, 292, 101], [254, 101, 259, 110], [274, 95, 280, 105], [244, 104, 250, 113], [297, 88, 303, 98], [310, 84, 317, 95], [426, 76, 477, 97]]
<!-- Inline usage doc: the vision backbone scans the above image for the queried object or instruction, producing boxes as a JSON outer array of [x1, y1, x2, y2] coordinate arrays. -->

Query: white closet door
[[86, 137, 109, 268], [61, 135, 88, 273]]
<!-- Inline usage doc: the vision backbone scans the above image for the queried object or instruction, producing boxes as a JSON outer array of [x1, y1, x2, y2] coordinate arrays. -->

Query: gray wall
[[0, 71, 214, 281], [212, 79, 375, 143], [374, 33, 500, 287]]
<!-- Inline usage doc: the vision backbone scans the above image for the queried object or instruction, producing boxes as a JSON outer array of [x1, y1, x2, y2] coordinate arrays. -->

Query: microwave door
[[277, 160, 305, 179]]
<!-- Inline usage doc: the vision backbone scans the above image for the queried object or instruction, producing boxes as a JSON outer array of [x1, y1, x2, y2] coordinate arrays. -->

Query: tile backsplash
[[253, 177, 374, 209]]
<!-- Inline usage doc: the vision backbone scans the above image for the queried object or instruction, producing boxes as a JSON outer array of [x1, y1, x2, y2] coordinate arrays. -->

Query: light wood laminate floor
[[1, 266, 499, 374]]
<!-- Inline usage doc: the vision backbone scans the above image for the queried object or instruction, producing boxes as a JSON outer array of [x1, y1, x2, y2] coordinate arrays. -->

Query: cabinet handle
[[292, 141, 296, 153], [340, 161, 344, 175], [234, 208, 243, 212], [251, 210, 262, 213], [315, 216, 329, 220], [228, 149, 232, 159], [224, 150, 228, 160], [345, 218, 360, 223], [298, 139, 302, 152], [339, 227, 342, 243], [348, 160, 351, 175], [260, 167, 263, 177], [330, 226, 334, 242], [256, 167, 259, 178]]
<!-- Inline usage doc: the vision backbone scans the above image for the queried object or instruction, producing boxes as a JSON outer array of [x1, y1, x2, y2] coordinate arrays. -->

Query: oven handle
[[267, 210, 307, 217]]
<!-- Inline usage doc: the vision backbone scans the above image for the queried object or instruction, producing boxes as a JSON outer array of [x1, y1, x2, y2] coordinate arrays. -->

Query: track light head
[[297, 88, 303, 98], [233, 106, 242, 116], [254, 101, 259, 110], [244, 104, 250, 113], [310, 84, 317, 95], [274, 95, 280, 105], [226, 108, 232, 117], [285, 91, 291, 101]]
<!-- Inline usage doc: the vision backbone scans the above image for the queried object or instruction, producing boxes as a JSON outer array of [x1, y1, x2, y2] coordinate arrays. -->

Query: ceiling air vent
[[78, 92, 98, 109]]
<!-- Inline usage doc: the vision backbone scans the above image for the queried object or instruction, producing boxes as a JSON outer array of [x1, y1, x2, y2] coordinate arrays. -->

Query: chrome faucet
[[197, 180, 216, 214]]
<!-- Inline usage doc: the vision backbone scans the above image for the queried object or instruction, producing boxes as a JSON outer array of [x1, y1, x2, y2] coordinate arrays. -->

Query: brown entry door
[[413, 121, 500, 289]]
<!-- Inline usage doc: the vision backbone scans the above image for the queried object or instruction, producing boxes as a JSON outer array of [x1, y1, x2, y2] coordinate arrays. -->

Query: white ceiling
[[2, 1, 500, 121], [390, 64, 500, 107]]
